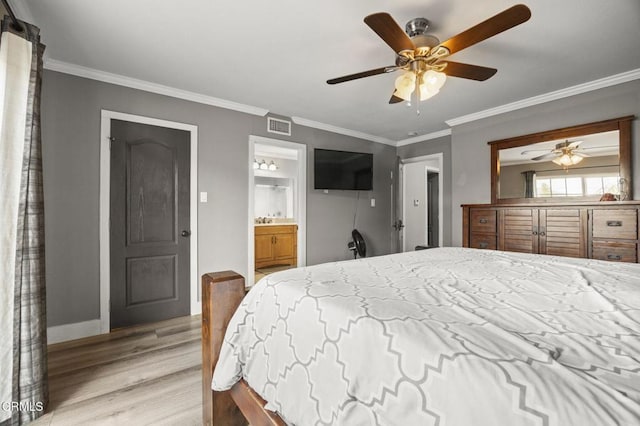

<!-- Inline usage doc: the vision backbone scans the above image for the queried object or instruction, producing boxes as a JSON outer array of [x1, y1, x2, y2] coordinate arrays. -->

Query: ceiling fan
[[522, 139, 620, 167], [527, 141, 587, 166], [327, 4, 531, 105]]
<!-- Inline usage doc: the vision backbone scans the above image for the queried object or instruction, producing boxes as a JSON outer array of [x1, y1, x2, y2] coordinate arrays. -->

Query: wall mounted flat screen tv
[[314, 148, 373, 190]]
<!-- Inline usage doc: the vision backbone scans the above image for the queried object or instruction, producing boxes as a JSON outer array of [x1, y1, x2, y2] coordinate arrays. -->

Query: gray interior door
[[110, 119, 190, 329], [427, 171, 440, 246]]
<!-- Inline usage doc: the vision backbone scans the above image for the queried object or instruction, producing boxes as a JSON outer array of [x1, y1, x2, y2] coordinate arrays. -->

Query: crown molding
[[291, 116, 395, 146], [446, 68, 640, 127], [44, 58, 270, 117], [43, 57, 639, 148], [395, 129, 452, 147]]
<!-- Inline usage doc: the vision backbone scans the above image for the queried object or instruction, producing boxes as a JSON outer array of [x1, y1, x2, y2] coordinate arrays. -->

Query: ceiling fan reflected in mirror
[[532, 141, 587, 166], [523, 140, 618, 167], [327, 4, 531, 111]]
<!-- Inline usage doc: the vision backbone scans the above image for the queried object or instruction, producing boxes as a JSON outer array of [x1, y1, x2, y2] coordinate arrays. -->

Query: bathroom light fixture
[[255, 158, 278, 171]]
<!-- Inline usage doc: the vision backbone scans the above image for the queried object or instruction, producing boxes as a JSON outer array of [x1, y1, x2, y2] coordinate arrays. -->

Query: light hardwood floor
[[31, 315, 202, 426], [254, 265, 295, 284]]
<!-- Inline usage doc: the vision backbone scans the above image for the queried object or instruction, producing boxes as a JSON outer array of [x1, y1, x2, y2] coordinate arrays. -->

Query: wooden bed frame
[[201, 271, 286, 426]]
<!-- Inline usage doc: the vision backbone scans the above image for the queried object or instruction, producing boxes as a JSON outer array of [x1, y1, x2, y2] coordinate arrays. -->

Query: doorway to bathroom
[[248, 136, 307, 285]]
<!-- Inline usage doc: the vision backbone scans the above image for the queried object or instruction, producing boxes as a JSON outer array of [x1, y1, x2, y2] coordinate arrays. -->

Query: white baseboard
[[47, 319, 103, 344]]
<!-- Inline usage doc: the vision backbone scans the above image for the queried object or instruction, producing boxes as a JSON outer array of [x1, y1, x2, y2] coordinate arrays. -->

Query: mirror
[[490, 116, 633, 203], [254, 176, 293, 219]]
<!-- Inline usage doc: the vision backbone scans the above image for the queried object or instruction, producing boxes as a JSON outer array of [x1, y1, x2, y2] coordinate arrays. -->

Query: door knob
[[181, 230, 191, 237]]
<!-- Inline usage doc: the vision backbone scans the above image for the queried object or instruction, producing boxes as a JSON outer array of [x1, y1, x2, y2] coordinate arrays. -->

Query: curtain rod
[[1, 0, 24, 32]]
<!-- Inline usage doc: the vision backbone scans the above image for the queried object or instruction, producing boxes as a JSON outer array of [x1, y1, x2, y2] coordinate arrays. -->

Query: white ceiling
[[17, 0, 640, 143]]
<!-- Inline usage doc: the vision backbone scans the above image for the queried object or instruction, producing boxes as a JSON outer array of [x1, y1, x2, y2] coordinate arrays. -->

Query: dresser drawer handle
[[478, 242, 489, 249], [606, 220, 622, 227], [478, 218, 488, 224], [607, 254, 622, 261]]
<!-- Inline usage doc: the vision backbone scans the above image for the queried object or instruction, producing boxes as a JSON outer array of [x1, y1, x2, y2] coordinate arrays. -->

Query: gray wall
[[306, 136, 396, 264], [42, 70, 396, 327], [451, 79, 640, 246], [41, 70, 639, 327], [397, 136, 453, 246]]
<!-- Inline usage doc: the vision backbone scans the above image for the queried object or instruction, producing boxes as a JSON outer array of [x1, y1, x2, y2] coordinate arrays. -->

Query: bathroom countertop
[[254, 222, 297, 227]]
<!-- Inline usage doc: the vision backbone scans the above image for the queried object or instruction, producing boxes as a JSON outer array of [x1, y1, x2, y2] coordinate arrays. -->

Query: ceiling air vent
[[267, 117, 291, 136]]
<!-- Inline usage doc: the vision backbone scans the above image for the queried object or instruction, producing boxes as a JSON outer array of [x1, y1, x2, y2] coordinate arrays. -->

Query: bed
[[202, 247, 640, 425]]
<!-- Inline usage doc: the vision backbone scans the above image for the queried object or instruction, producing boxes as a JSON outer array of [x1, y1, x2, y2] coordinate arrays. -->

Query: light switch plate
[[370, 198, 376, 207], [200, 192, 208, 203]]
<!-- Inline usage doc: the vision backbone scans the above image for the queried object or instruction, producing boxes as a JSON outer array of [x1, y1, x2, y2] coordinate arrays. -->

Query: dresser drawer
[[470, 233, 496, 250], [592, 241, 637, 263], [592, 210, 637, 239], [470, 209, 497, 234]]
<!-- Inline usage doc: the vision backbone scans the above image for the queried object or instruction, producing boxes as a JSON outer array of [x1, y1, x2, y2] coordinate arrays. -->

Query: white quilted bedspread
[[212, 247, 640, 425]]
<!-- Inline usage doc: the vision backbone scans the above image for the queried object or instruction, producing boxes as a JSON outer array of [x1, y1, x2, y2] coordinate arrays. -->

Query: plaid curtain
[[521, 170, 536, 198], [0, 18, 47, 425]]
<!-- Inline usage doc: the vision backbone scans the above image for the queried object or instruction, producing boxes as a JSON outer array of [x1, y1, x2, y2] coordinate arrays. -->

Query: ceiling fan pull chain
[[414, 75, 421, 116]]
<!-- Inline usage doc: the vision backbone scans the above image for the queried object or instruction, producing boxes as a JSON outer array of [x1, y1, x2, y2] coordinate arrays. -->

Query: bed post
[[201, 271, 247, 426]]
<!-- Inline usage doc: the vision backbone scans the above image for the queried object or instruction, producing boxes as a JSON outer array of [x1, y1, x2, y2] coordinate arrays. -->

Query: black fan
[[348, 229, 366, 259]]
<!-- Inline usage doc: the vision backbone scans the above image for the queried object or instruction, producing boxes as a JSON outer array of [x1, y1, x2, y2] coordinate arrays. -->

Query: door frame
[[247, 135, 307, 285], [400, 153, 444, 251], [99, 110, 198, 334]]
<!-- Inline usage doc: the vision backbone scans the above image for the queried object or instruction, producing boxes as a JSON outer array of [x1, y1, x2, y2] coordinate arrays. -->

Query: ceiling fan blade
[[364, 12, 415, 54], [521, 148, 551, 155], [532, 152, 558, 161], [438, 4, 531, 55], [443, 61, 497, 81], [389, 92, 404, 104], [327, 66, 396, 85], [566, 140, 582, 149]]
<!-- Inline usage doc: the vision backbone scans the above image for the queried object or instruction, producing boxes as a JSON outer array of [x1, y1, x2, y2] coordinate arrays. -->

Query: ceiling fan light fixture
[[420, 88, 440, 101], [419, 88, 439, 101], [423, 69, 447, 91], [570, 155, 584, 165], [552, 153, 584, 167], [394, 71, 416, 101]]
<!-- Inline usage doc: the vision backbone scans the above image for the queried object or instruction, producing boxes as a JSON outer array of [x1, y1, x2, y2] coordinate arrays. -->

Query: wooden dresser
[[255, 224, 298, 269], [462, 202, 640, 262]]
